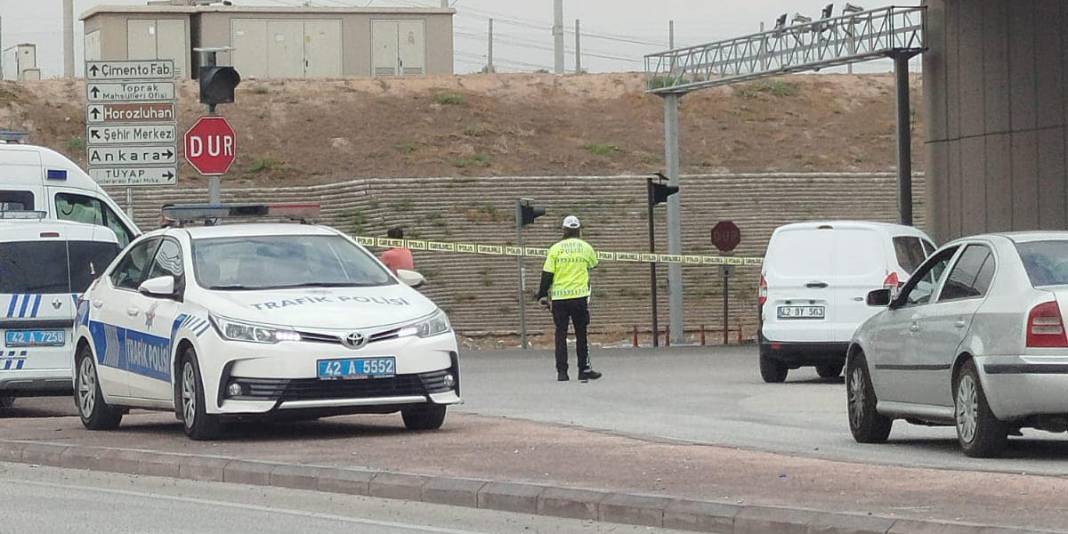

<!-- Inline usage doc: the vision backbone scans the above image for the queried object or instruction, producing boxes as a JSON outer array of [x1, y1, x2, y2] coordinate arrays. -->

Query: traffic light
[[517, 198, 546, 227], [199, 66, 241, 107], [649, 173, 679, 205]]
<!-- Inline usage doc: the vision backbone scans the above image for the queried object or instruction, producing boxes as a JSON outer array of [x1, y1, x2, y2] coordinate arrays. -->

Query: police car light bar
[[0, 210, 46, 220], [161, 203, 321, 225]]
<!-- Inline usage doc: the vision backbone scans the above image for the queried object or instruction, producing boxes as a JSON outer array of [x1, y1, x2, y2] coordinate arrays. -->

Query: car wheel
[[846, 352, 892, 443], [75, 346, 123, 430], [954, 360, 1008, 458], [759, 353, 788, 383], [180, 348, 224, 441], [0, 396, 14, 410], [402, 404, 447, 431], [816, 362, 844, 379]]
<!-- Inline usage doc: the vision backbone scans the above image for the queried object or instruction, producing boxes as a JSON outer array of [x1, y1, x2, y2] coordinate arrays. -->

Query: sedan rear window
[[1017, 240, 1068, 287]]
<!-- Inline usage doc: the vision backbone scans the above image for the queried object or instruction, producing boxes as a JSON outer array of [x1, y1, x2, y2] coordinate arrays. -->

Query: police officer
[[535, 215, 603, 382]]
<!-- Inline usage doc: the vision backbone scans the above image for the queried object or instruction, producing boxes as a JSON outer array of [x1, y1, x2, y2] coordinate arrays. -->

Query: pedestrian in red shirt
[[380, 227, 414, 274]]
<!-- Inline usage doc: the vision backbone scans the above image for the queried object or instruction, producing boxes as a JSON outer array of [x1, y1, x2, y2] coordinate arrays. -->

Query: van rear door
[[830, 227, 889, 342], [763, 226, 834, 342]]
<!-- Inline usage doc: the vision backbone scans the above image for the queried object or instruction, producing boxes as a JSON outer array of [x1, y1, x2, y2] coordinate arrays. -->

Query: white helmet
[[562, 215, 581, 229]]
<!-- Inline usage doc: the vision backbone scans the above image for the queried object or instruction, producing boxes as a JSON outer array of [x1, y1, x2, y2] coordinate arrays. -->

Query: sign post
[[85, 59, 178, 215], [711, 221, 742, 345]]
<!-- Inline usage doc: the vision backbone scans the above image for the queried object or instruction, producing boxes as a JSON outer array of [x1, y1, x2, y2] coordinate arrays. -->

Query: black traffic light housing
[[649, 173, 679, 205], [517, 198, 546, 227], [199, 66, 241, 107]]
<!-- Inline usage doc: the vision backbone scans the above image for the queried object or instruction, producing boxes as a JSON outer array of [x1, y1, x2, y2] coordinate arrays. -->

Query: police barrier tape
[[355, 236, 763, 266]]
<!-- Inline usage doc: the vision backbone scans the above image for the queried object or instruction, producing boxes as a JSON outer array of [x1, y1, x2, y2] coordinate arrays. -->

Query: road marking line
[[1, 478, 486, 534]]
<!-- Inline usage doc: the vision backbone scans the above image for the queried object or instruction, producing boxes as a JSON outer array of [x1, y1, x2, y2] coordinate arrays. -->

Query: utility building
[[81, 1, 455, 79]]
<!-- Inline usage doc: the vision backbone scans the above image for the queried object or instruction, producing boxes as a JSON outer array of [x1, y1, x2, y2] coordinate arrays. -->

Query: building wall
[[924, 0, 1066, 242], [84, 13, 193, 76]]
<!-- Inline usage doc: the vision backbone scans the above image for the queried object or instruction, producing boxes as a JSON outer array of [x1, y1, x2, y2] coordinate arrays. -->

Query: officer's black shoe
[[557, 372, 569, 382], [578, 369, 602, 381]]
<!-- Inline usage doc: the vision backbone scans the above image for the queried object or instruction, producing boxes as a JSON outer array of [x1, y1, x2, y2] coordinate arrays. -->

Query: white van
[[0, 217, 122, 407], [0, 143, 140, 247], [758, 221, 935, 383]]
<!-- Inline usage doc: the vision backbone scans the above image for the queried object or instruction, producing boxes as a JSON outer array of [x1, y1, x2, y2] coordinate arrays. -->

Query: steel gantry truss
[[645, 6, 926, 94], [643, 5, 926, 345]]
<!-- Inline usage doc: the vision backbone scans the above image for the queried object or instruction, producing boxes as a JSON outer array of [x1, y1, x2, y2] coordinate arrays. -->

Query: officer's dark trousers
[[551, 297, 590, 373]]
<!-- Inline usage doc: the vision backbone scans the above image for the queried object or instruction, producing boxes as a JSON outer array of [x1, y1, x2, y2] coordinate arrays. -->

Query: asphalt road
[[456, 346, 1068, 475], [0, 462, 691, 534], [10, 345, 1068, 476]]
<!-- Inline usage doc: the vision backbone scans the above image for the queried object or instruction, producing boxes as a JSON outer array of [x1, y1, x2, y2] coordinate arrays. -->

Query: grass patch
[[648, 76, 679, 91], [463, 124, 491, 137], [349, 209, 369, 235], [423, 212, 447, 228], [464, 204, 504, 223], [65, 136, 85, 153], [251, 85, 270, 95], [391, 199, 415, 212], [394, 142, 418, 154], [453, 153, 493, 168], [246, 157, 284, 174], [433, 92, 466, 106], [583, 143, 622, 157], [737, 79, 800, 98]]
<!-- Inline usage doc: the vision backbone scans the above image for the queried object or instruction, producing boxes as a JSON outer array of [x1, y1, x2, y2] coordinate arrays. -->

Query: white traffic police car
[[74, 204, 460, 440], [0, 213, 121, 408]]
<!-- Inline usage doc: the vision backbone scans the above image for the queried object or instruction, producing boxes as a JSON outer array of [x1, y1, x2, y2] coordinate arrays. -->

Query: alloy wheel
[[848, 367, 865, 430], [956, 374, 979, 443], [182, 362, 196, 428], [78, 357, 96, 418]]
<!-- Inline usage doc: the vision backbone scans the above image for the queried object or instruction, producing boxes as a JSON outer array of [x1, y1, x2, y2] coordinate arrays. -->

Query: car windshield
[[1016, 240, 1068, 287], [0, 240, 119, 294], [192, 234, 394, 290]]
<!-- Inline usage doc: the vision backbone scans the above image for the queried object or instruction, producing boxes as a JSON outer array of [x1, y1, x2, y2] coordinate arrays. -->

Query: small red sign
[[184, 116, 236, 176], [711, 221, 741, 253]]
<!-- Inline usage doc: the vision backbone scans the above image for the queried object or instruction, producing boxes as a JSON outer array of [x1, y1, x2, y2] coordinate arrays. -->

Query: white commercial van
[[759, 221, 935, 383], [0, 217, 122, 407], [0, 142, 139, 248]]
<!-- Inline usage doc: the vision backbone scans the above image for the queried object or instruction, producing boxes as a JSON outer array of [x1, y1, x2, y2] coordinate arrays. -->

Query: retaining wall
[[108, 172, 926, 338]]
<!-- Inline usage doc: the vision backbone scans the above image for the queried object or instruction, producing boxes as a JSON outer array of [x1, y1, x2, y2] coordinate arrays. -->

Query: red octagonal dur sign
[[184, 116, 236, 176]]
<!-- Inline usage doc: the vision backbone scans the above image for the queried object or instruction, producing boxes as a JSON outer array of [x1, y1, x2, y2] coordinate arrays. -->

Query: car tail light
[[758, 275, 768, 306], [883, 272, 901, 290], [1027, 301, 1068, 348]]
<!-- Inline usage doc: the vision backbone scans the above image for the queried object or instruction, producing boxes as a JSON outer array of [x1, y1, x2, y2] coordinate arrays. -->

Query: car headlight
[[209, 315, 301, 344], [397, 310, 452, 338]]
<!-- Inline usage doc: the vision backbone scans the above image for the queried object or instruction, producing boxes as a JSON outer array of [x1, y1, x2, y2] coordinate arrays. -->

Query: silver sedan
[[847, 232, 1068, 457]]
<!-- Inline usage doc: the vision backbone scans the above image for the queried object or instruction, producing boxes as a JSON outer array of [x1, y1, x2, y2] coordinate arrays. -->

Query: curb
[[0, 439, 1052, 534]]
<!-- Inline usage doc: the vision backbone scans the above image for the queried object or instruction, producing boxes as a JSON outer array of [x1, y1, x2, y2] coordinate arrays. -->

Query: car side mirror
[[866, 288, 892, 307], [139, 275, 176, 298], [396, 269, 426, 288]]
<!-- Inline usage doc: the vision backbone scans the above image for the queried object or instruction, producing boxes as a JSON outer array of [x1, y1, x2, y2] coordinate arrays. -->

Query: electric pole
[[574, 20, 581, 74], [63, 0, 74, 77], [669, 20, 675, 49], [487, 18, 494, 73], [553, 0, 564, 73]]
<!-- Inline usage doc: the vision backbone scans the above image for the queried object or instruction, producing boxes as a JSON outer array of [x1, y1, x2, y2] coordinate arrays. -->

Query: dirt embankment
[[0, 73, 921, 185]]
